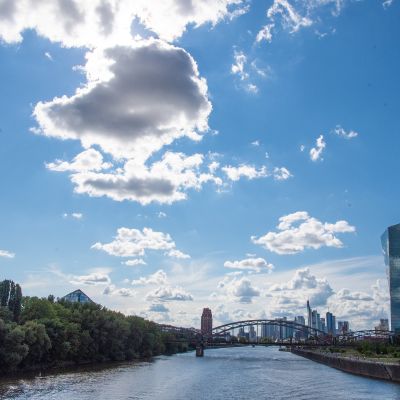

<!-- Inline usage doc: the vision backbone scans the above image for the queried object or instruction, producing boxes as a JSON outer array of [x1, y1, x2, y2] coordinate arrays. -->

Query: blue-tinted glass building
[[62, 289, 94, 304], [381, 224, 400, 333]]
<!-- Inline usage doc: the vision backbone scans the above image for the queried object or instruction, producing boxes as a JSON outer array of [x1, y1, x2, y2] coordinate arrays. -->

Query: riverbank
[[292, 348, 400, 382]]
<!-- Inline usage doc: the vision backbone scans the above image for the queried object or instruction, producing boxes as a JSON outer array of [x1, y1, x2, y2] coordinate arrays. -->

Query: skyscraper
[[326, 312, 337, 335], [338, 321, 349, 334], [307, 300, 312, 328], [382, 224, 400, 333], [201, 307, 213, 336]]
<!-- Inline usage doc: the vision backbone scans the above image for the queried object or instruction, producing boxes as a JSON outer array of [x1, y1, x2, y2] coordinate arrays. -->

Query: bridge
[[158, 319, 395, 356]]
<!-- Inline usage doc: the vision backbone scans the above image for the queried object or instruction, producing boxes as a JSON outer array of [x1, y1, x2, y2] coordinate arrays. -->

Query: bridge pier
[[196, 343, 204, 357]]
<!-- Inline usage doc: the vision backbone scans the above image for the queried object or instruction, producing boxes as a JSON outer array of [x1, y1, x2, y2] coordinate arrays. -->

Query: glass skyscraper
[[381, 224, 400, 333]]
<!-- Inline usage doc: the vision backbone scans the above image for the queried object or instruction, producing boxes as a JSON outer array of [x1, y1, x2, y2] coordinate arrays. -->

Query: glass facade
[[381, 224, 400, 333], [62, 289, 93, 304]]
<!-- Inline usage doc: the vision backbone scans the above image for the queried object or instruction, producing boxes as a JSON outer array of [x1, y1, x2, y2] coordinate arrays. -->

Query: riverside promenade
[[292, 348, 400, 382]]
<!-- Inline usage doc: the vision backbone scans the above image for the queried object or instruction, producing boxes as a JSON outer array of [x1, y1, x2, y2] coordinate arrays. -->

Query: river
[[0, 346, 399, 399]]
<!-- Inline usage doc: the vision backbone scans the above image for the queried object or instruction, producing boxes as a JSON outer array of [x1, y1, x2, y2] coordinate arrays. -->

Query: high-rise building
[[337, 321, 349, 334], [201, 307, 213, 336], [382, 224, 400, 333], [294, 315, 306, 339], [375, 318, 389, 331], [307, 300, 312, 328], [326, 312, 336, 335], [320, 317, 326, 333], [249, 325, 257, 342]]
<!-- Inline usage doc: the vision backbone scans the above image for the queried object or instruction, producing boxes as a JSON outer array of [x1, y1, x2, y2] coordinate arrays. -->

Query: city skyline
[[0, 0, 399, 331]]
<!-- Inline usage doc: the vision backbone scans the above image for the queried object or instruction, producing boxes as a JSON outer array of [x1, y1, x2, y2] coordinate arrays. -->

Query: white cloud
[[0, 0, 246, 47], [167, 249, 191, 259], [222, 164, 268, 181], [246, 83, 259, 93], [69, 151, 222, 205], [231, 50, 249, 80], [146, 286, 193, 302], [267, 0, 312, 33], [327, 279, 389, 329], [63, 212, 83, 219], [132, 269, 168, 286], [34, 40, 211, 162], [123, 259, 146, 266], [70, 272, 111, 286], [46, 148, 112, 172], [103, 284, 136, 297], [256, 23, 274, 43], [251, 211, 355, 254], [224, 257, 274, 273], [217, 275, 260, 303], [34, 40, 224, 205], [92, 227, 188, 259], [309, 134, 326, 161], [0, 249, 15, 259], [332, 125, 358, 139], [273, 167, 292, 181], [157, 211, 167, 218], [270, 268, 334, 306], [382, 0, 394, 9]]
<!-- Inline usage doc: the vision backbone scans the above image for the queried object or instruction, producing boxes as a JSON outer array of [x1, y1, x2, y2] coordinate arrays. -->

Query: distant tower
[[382, 224, 400, 333], [201, 308, 213, 336], [307, 300, 312, 328]]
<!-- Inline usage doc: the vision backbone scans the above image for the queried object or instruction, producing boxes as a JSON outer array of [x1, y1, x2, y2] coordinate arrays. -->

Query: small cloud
[[383, 0, 394, 9], [63, 212, 83, 220], [273, 167, 292, 181], [300, 144, 305, 152], [157, 211, 167, 218], [310, 134, 326, 162], [252, 211, 355, 255], [224, 257, 274, 273], [222, 164, 268, 181], [0, 249, 15, 259], [123, 259, 146, 267], [246, 83, 258, 93], [70, 272, 111, 286], [332, 125, 358, 139], [255, 23, 274, 44], [167, 249, 191, 259], [146, 286, 193, 302]]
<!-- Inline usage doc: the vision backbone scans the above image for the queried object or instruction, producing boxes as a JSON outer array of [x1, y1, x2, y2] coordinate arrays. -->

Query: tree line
[[0, 280, 188, 374]]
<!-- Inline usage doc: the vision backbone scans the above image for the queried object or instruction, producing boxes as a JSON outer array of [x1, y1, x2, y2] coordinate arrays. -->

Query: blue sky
[[0, 0, 398, 329]]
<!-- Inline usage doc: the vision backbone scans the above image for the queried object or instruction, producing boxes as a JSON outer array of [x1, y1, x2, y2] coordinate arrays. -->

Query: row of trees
[[0, 280, 187, 373], [0, 280, 22, 322]]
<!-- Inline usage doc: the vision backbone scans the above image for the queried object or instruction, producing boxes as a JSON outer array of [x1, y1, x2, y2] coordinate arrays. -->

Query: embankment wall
[[292, 348, 400, 382]]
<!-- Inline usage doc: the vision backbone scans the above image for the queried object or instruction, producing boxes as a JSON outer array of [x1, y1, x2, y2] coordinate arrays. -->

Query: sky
[[0, 0, 399, 330]]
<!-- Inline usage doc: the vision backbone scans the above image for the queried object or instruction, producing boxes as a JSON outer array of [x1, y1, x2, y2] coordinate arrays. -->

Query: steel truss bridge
[[159, 320, 395, 347]]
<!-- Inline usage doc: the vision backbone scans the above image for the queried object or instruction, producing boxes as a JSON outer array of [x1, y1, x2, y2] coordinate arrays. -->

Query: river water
[[0, 346, 399, 399]]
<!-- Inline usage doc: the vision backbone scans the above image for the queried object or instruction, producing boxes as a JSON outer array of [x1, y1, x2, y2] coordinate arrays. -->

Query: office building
[[326, 312, 336, 335], [375, 318, 389, 331], [337, 321, 349, 334], [201, 308, 213, 336], [382, 224, 400, 333]]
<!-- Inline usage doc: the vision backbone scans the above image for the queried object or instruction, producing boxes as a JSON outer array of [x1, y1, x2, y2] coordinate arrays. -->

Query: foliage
[[0, 280, 22, 322], [0, 280, 184, 373]]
